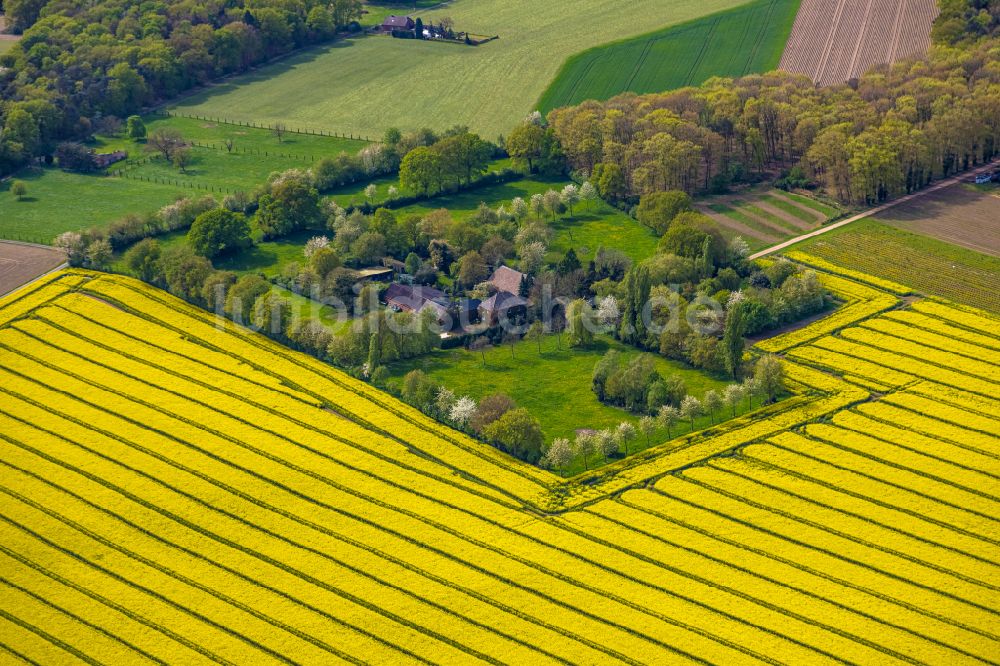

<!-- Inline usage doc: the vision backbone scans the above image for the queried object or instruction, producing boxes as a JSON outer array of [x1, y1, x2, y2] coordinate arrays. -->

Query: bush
[[482, 408, 544, 463], [188, 209, 253, 258]]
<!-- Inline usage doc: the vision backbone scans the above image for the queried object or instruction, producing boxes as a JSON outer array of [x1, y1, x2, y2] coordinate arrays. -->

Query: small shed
[[354, 266, 394, 283], [380, 15, 415, 33], [94, 151, 127, 169]]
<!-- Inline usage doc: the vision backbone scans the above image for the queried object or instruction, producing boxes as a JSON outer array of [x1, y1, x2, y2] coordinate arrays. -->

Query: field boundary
[[749, 160, 1000, 260]]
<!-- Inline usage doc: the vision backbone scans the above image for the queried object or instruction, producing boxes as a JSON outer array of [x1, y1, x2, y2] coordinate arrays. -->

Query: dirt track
[[0, 242, 66, 296], [779, 0, 938, 85]]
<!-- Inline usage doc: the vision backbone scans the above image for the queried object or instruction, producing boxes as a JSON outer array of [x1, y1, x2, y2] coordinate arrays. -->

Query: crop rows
[[779, 0, 937, 85], [0, 269, 997, 662]]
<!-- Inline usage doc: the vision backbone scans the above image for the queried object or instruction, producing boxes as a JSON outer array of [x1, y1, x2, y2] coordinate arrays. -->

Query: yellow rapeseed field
[[0, 267, 997, 663]]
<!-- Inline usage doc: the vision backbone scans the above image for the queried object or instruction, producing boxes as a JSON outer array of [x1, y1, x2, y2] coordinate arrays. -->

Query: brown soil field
[[875, 184, 1000, 257], [0, 242, 67, 296], [779, 0, 938, 85]]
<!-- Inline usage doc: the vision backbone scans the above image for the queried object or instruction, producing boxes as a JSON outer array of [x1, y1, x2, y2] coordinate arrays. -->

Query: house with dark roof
[[380, 15, 415, 33], [382, 283, 447, 314], [478, 291, 527, 326], [487, 265, 526, 297]]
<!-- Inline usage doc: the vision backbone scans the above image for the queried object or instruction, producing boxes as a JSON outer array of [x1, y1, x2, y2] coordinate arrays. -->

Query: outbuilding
[[380, 15, 415, 34]]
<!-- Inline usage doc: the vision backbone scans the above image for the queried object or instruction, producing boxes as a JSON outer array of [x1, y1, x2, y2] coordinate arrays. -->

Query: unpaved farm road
[[750, 160, 1000, 260]]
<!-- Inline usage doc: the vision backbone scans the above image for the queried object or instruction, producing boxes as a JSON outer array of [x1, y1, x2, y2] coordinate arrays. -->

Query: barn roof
[[479, 290, 527, 312], [382, 15, 414, 28], [487, 265, 526, 295]]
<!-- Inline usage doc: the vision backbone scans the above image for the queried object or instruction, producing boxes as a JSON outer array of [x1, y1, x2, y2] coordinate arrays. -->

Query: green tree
[[123, 238, 162, 282], [85, 239, 113, 270], [754, 355, 785, 403], [658, 212, 725, 260], [482, 408, 544, 464], [722, 300, 747, 380], [252, 292, 292, 337], [188, 209, 252, 258], [107, 63, 148, 116], [436, 132, 492, 185], [3, 109, 39, 156], [10, 180, 27, 200], [226, 274, 271, 323], [126, 116, 147, 141], [619, 265, 652, 346], [400, 146, 443, 196], [636, 190, 692, 234], [506, 122, 545, 172], [330, 0, 363, 27], [566, 299, 594, 348], [257, 171, 321, 238], [457, 250, 488, 288]]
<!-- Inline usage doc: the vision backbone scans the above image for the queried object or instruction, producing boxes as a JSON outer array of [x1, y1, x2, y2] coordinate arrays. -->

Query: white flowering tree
[[703, 389, 722, 424], [529, 193, 546, 219], [560, 183, 580, 217], [596, 295, 621, 332], [680, 395, 702, 430], [580, 181, 598, 211], [511, 196, 528, 220], [364, 183, 378, 202], [304, 235, 330, 258], [730, 235, 750, 261], [658, 404, 680, 437], [518, 241, 547, 274], [616, 421, 637, 455], [435, 387, 456, 416], [724, 383, 745, 418], [542, 437, 573, 475], [449, 396, 477, 427]]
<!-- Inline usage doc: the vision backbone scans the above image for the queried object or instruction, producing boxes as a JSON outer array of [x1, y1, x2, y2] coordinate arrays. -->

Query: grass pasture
[[383, 176, 660, 263], [170, 0, 753, 138], [0, 115, 367, 242], [0, 168, 192, 243], [538, 0, 800, 113], [1, 267, 996, 662], [388, 333, 756, 469]]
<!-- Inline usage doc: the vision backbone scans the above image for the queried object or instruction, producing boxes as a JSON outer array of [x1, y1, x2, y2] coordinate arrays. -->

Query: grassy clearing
[[0, 39, 17, 55], [0, 168, 190, 243], [387, 332, 753, 470], [793, 218, 1000, 313], [385, 176, 660, 262], [170, 0, 750, 138], [99, 115, 367, 159], [0, 115, 366, 241], [537, 0, 800, 113]]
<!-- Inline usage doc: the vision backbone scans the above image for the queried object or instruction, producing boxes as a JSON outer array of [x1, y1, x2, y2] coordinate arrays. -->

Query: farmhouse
[[487, 265, 527, 297], [382, 283, 447, 314], [380, 15, 414, 34], [478, 290, 528, 326]]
